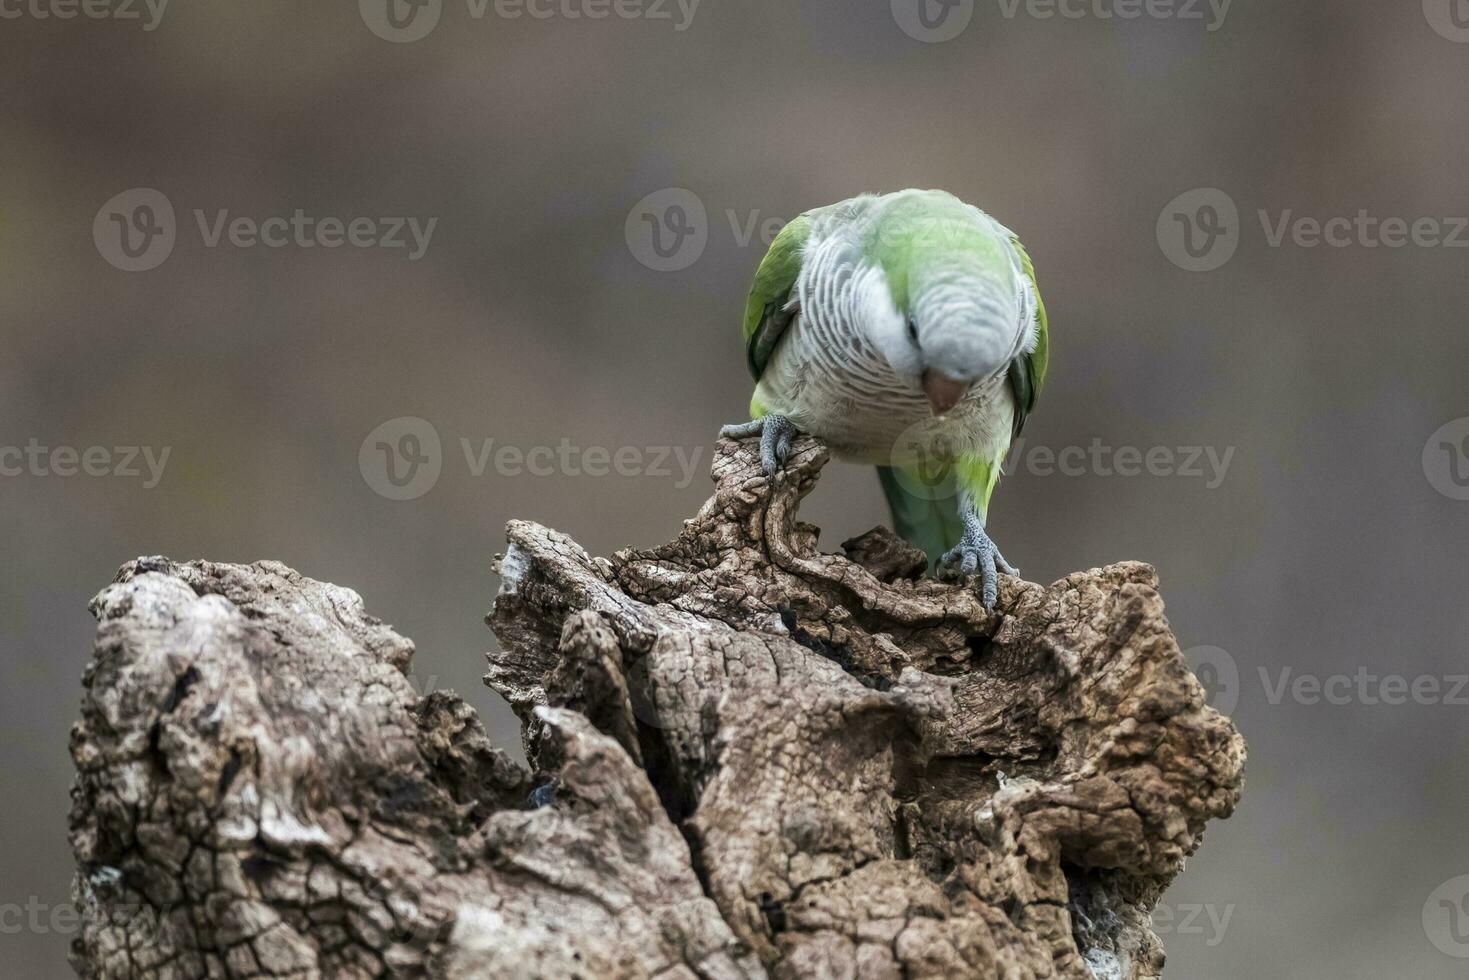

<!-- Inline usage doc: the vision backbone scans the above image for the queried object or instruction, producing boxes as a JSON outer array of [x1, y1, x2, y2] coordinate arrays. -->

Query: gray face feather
[[803, 193, 1033, 388], [908, 259, 1030, 386]]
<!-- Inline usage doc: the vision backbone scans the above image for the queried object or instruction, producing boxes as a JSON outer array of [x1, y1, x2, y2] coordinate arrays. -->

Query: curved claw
[[719, 415, 797, 477], [718, 420, 765, 439], [937, 519, 1013, 610]]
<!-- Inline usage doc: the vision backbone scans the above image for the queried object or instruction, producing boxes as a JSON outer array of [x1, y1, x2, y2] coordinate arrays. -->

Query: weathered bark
[[69, 436, 1245, 979]]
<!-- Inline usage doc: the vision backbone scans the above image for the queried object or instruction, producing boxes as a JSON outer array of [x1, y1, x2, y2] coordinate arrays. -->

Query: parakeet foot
[[937, 510, 1017, 610], [719, 415, 798, 477]]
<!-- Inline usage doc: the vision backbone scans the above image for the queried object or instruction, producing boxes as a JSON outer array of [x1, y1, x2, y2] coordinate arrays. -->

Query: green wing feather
[[1006, 234, 1049, 440], [743, 214, 811, 380]]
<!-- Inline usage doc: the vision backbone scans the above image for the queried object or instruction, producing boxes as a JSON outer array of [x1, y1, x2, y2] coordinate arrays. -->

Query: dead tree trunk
[[69, 437, 1245, 979]]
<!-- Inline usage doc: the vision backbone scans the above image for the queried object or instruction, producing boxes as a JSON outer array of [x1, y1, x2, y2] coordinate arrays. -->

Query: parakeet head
[[864, 193, 1027, 416], [903, 269, 1022, 416]]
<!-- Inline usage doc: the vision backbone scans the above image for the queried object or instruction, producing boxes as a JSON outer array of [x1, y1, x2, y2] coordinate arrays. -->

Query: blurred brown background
[[4, 0, 1469, 975]]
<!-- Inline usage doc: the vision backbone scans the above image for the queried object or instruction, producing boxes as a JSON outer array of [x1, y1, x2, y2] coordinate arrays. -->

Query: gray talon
[[937, 507, 1013, 610], [719, 420, 765, 439], [720, 415, 798, 477]]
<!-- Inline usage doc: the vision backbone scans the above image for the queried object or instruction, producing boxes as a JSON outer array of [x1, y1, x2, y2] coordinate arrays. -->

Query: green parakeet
[[720, 189, 1050, 608]]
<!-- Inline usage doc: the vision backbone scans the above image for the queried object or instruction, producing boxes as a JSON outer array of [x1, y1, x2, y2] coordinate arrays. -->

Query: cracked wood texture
[[69, 437, 1245, 980]]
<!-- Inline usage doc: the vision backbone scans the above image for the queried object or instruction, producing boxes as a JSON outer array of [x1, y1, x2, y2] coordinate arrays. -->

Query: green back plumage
[[1007, 234, 1049, 439], [743, 213, 811, 380]]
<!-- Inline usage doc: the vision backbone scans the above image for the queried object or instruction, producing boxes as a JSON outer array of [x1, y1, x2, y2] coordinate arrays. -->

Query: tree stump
[[69, 437, 1245, 979]]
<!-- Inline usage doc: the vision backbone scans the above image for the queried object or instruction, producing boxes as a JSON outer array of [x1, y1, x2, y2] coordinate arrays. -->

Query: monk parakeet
[[721, 189, 1050, 608]]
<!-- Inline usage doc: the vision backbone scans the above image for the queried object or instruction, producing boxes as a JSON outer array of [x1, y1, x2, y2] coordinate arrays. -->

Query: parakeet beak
[[921, 370, 970, 417]]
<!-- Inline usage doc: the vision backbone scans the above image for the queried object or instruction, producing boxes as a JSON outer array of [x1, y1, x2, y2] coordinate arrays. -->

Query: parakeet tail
[[875, 466, 966, 567]]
